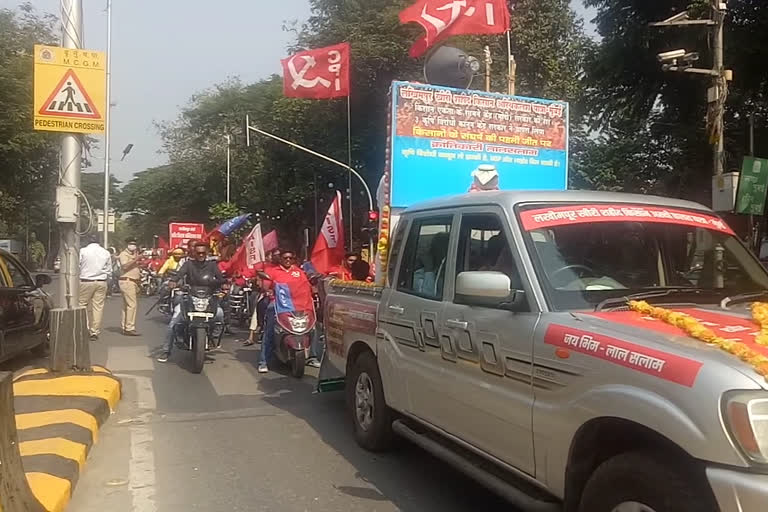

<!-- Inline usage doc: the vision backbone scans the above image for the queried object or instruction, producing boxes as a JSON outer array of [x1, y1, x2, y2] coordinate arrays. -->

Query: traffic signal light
[[368, 210, 379, 222]]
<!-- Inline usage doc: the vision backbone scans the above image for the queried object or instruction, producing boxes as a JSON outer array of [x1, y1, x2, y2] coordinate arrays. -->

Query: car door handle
[[388, 305, 404, 315], [445, 319, 468, 330]]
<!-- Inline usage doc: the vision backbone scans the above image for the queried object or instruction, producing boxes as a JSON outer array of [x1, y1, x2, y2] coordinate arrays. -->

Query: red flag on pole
[[281, 43, 351, 99], [400, 0, 510, 57], [262, 230, 279, 253], [311, 191, 345, 274], [225, 224, 267, 276]]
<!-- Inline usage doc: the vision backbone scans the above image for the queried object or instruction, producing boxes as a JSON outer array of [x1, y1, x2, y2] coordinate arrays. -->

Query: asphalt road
[[4, 288, 512, 512]]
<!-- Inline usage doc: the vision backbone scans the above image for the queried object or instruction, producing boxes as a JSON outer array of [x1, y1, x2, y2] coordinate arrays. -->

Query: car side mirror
[[455, 271, 527, 311], [35, 273, 52, 288]]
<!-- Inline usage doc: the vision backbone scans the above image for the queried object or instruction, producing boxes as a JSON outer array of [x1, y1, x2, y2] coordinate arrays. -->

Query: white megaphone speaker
[[423, 45, 480, 89]]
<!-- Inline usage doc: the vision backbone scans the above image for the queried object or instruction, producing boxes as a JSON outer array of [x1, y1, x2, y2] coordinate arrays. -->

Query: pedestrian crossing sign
[[33, 45, 106, 134]]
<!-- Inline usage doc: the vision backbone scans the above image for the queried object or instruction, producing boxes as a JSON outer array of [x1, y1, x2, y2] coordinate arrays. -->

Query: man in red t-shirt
[[256, 249, 313, 373]]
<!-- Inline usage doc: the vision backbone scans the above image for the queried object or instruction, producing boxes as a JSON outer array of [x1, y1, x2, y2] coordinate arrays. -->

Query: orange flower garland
[[329, 278, 378, 289], [750, 302, 768, 346], [628, 300, 768, 382]]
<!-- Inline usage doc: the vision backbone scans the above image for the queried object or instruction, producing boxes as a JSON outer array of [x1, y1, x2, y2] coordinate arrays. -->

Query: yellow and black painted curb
[[0, 367, 121, 512]]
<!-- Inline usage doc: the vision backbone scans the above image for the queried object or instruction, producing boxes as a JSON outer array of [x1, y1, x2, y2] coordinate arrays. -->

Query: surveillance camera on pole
[[657, 49, 687, 63]]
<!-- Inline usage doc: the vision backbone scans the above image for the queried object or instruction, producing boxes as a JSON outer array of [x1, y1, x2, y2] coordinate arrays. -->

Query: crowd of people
[[77, 233, 373, 373]]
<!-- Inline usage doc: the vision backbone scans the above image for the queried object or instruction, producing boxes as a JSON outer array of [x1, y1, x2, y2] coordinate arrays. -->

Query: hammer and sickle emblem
[[288, 55, 331, 90]]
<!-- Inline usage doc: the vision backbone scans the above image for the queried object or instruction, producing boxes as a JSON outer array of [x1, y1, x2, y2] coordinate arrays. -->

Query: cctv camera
[[657, 49, 687, 62]]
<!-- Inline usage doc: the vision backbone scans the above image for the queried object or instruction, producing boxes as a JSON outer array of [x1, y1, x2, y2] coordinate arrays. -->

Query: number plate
[[188, 312, 214, 319]]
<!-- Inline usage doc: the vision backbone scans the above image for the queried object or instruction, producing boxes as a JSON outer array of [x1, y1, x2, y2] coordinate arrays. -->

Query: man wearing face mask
[[157, 241, 225, 363], [118, 237, 142, 336]]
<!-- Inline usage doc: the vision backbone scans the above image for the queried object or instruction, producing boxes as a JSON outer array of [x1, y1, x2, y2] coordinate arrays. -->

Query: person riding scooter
[[157, 242, 225, 363], [256, 249, 315, 374]]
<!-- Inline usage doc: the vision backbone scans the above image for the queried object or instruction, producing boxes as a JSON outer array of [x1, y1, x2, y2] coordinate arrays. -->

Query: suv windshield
[[518, 203, 768, 310]]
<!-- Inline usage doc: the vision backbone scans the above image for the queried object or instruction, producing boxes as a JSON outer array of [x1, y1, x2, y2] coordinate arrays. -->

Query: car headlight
[[722, 391, 768, 464], [288, 314, 309, 332], [192, 297, 210, 312]]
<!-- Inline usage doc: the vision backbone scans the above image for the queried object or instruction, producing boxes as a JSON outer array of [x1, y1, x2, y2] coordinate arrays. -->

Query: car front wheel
[[578, 452, 718, 512]]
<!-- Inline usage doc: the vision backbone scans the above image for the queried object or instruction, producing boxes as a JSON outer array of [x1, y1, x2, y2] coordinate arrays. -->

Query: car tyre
[[347, 350, 394, 452], [578, 451, 718, 512]]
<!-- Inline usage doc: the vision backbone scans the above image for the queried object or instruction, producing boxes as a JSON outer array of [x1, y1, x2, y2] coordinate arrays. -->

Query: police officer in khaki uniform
[[118, 237, 141, 336]]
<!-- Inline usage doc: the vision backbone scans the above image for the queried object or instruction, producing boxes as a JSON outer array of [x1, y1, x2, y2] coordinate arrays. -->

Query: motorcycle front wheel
[[192, 326, 206, 374], [291, 350, 306, 378]]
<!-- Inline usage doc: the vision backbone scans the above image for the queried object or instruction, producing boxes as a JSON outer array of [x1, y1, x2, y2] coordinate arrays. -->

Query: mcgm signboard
[[389, 81, 568, 208]]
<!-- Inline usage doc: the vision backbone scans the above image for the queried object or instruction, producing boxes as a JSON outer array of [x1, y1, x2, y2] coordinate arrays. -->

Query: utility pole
[[226, 134, 231, 204], [506, 30, 516, 96], [484, 45, 492, 93], [52, 0, 90, 372], [650, 2, 732, 183], [712, 0, 725, 177], [59, 0, 83, 309], [103, 0, 113, 248]]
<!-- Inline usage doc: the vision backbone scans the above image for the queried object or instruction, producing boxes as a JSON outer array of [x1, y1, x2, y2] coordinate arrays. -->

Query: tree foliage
[[124, 0, 593, 248], [581, 0, 768, 202], [0, 3, 59, 244]]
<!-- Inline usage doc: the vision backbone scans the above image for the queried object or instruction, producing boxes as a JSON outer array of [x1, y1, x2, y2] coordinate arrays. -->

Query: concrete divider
[[0, 371, 44, 512], [0, 368, 121, 512]]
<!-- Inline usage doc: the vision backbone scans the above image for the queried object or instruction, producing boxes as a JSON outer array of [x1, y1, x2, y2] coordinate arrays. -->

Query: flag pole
[[346, 96, 353, 252], [506, 30, 516, 95]]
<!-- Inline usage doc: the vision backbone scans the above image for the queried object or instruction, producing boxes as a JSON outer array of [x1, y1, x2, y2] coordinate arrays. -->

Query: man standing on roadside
[[118, 238, 141, 336], [79, 234, 112, 340]]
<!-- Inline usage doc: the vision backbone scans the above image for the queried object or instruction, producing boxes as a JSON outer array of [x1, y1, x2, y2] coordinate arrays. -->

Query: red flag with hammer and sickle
[[400, 0, 510, 58], [281, 43, 351, 99]]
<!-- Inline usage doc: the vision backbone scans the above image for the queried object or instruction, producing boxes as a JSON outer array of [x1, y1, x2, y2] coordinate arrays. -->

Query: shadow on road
[[253, 370, 509, 512]]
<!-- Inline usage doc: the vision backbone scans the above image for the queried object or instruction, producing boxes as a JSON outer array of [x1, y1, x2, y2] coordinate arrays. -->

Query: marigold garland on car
[[628, 300, 768, 381], [749, 302, 768, 346]]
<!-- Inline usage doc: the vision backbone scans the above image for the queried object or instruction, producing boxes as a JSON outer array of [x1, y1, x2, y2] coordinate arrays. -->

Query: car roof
[[402, 190, 711, 214]]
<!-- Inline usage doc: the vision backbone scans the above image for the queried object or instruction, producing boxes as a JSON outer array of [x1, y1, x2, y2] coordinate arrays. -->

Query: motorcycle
[[140, 268, 159, 296], [260, 271, 318, 378], [228, 279, 255, 329], [173, 286, 224, 374]]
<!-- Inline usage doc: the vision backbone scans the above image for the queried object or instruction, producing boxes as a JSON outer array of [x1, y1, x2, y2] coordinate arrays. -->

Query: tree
[[581, 0, 768, 201], [0, 3, 59, 249], [126, 0, 592, 248]]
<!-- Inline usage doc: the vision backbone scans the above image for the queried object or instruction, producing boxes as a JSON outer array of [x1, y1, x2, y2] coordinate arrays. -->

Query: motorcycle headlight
[[192, 297, 210, 312], [287, 314, 309, 332], [722, 391, 768, 465]]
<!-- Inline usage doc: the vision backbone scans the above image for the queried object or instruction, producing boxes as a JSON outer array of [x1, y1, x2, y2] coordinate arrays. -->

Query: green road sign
[[736, 156, 768, 215]]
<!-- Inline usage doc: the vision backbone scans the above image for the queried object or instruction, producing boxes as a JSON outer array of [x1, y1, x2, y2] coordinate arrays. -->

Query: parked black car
[[0, 249, 52, 363]]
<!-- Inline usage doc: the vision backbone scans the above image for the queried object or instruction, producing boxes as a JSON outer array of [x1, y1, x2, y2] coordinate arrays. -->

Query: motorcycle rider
[[158, 248, 185, 276], [157, 241, 225, 363], [257, 249, 311, 373]]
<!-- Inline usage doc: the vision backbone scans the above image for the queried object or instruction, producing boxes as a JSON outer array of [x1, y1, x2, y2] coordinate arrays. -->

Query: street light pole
[[226, 134, 231, 204], [103, 0, 113, 248]]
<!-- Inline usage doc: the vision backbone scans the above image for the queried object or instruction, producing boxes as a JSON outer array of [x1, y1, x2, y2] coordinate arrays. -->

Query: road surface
[[4, 289, 511, 512]]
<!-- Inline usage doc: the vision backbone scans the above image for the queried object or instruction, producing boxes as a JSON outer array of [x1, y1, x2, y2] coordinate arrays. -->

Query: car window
[[455, 213, 526, 308], [2, 255, 33, 288], [397, 216, 452, 300]]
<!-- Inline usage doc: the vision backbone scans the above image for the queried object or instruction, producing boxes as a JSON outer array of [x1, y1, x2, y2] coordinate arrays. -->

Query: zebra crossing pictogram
[[38, 69, 101, 119]]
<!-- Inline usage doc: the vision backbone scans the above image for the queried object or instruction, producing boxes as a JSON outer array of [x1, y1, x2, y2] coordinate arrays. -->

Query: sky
[[4, 0, 596, 184]]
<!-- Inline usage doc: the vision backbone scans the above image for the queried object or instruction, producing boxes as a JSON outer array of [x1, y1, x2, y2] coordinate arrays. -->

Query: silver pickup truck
[[319, 190, 768, 512]]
